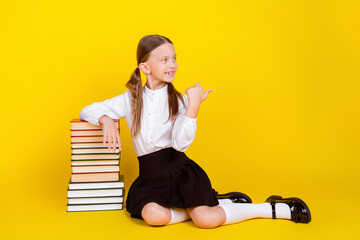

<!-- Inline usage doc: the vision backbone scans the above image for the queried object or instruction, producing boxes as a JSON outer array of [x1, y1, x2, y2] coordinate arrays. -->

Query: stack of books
[[67, 119, 125, 212]]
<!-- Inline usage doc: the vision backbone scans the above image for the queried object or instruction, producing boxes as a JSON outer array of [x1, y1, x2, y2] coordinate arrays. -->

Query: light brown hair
[[125, 34, 185, 138]]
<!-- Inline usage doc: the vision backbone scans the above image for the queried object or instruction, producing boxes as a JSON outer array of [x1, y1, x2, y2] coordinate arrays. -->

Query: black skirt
[[126, 147, 219, 219]]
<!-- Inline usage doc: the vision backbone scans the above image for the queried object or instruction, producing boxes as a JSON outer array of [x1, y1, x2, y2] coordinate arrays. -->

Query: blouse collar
[[144, 83, 168, 95]]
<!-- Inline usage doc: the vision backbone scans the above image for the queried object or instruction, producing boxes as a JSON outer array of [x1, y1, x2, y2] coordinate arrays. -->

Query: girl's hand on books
[[99, 115, 121, 152], [185, 83, 212, 107]]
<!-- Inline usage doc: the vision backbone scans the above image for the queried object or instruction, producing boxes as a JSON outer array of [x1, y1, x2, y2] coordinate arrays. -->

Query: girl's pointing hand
[[185, 83, 212, 106]]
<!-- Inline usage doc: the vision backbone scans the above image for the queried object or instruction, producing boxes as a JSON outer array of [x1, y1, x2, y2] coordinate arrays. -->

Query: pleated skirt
[[126, 147, 219, 219]]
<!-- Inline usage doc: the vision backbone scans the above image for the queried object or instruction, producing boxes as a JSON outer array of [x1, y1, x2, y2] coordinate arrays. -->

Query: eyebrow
[[161, 54, 177, 58]]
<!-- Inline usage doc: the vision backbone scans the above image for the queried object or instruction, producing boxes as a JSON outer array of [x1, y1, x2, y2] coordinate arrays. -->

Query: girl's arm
[[79, 91, 129, 126], [79, 91, 129, 152], [172, 83, 212, 152], [171, 100, 197, 152]]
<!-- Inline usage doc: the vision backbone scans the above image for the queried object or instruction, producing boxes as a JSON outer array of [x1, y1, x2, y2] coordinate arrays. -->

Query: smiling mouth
[[165, 71, 175, 76]]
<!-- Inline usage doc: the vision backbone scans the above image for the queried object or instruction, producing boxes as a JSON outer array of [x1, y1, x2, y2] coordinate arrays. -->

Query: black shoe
[[215, 191, 252, 203], [265, 195, 311, 223]]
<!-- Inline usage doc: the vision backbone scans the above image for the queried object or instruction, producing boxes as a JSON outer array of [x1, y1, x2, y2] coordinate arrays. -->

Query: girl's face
[[142, 43, 177, 84]]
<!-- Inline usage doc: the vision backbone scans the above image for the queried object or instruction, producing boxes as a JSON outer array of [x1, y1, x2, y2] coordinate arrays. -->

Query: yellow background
[[1, 0, 359, 239]]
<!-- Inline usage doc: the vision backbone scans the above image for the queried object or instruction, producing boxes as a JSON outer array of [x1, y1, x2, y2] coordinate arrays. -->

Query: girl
[[80, 34, 311, 228]]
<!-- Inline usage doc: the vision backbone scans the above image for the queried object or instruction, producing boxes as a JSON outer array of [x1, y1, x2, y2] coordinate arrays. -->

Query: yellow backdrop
[[1, 0, 359, 239]]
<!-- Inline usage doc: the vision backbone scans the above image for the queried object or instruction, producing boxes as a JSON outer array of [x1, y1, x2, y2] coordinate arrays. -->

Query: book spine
[[71, 172, 120, 183], [72, 165, 120, 173]]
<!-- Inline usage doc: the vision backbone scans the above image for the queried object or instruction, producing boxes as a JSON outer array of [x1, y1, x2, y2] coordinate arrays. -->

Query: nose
[[169, 59, 177, 69]]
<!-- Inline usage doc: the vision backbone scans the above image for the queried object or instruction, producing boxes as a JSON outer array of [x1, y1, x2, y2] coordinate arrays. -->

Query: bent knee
[[192, 215, 219, 229], [141, 202, 171, 226], [190, 207, 222, 229]]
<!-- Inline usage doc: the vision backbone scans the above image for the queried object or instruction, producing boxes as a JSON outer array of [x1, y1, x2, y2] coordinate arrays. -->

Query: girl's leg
[[218, 202, 291, 225], [187, 206, 226, 228], [187, 203, 291, 229], [141, 202, 171, 225], [141, 202, 190, 226]]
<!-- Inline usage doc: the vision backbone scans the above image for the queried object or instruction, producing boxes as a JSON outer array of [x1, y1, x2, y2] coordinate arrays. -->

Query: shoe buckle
[[270, 200, 276, 219]]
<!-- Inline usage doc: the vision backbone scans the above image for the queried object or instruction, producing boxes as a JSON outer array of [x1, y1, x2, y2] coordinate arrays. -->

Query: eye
[[162, 59, 167, 62], [173, 56, 177, 60]]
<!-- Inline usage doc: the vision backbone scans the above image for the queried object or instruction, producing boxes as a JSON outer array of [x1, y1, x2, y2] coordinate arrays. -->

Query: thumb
[[202, 89, 212, 101]]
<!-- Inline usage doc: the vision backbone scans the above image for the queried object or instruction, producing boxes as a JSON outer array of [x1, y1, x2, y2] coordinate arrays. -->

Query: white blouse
[[79, 83, 197, 157]]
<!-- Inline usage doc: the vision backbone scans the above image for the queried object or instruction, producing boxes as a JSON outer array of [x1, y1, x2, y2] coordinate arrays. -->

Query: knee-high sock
[[166, 207, 191, 225], [219, 203, 291, 225]]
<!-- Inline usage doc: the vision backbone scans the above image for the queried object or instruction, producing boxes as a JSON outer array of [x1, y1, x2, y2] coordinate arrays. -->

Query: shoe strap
[[270, 201, 276, 219]]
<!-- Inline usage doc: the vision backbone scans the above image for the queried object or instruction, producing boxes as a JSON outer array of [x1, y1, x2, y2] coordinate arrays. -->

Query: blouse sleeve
[[172, 94, 197, 152], [79, 91, 130, 126]]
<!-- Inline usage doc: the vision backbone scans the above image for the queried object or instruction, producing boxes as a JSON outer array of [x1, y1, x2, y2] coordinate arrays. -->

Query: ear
[[139, 63, 150, 74]]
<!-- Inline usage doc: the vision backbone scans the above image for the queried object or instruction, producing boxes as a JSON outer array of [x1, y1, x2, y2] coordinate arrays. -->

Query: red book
[[71, 119, 119, 130]]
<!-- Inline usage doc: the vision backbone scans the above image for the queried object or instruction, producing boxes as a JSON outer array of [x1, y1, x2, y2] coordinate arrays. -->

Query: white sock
[[166, 207, 191, 225], [218, 199, 233, 205], [219, 202, 291, 225]]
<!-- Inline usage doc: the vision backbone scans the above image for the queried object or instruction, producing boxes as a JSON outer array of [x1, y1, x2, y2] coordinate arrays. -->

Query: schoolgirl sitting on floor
[[80, 34, 311, 228]]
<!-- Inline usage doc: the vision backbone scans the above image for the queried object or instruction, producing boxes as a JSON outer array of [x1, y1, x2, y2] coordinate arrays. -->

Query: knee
[[141, 202, 171, 226], [190, 207, 221, 229]]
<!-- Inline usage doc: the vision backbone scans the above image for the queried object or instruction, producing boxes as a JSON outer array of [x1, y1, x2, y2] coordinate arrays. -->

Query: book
[[67, 203, 123, 212], [68, 176, 124, 189], [71, 142, 120, 149], [72, 165, 120, 173], [71, 130, 114, 137], [67, 188, 123, 198], [71, 172, 120, 182], [72, 148, 120, 154], [68, 197, 124, 204], [71, 154, 120, 160], [71, 136, 104, 143], [71, 160, 119, 166], [71, 119, 119, 130]]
